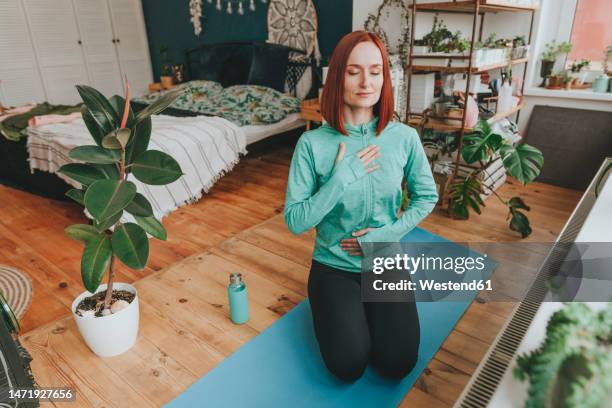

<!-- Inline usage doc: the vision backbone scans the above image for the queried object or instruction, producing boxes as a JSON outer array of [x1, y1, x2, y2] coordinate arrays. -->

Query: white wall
[[352, 0, 612, 135]]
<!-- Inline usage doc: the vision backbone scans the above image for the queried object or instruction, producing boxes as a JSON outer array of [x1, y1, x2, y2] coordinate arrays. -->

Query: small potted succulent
[[540, 40, 572, 87], [59, 81, 185, 357], [511, 35, 529, 59], [569, 58, 590, 86]]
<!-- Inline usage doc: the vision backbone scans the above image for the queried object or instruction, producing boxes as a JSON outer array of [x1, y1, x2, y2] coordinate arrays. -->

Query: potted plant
[[514, 303, 612, 408], [412, 39, 430, 55], [569, 58, 590, 85], [160, 46, 174, 89], [447, 119, 544, 237], [511, 35, 529, 59], [59, 81, 185, 357], [540, 40, 572, 87]]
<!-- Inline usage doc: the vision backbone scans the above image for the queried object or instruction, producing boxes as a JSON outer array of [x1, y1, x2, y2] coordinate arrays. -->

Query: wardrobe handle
[[112, 38, 116, 43], [77, 40, 82, 45], [116, 38, 120, 44]]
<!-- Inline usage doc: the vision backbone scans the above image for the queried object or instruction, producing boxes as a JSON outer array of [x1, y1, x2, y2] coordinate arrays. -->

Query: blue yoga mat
[[165, 228, 497, 408]]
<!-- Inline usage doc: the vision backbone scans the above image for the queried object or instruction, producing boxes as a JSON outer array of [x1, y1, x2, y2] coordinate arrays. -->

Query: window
[[565, 0, 612, 72]]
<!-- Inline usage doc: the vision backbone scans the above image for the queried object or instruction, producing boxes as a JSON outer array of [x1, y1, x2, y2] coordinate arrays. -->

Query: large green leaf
[[507, 196, 532, 238], [81, 235, 112, 293], [109, 95, 135, 127], [111, 223, 149, 269], [94, 210, 123, 233], [102, 131, 122, 149], [91, 163, 120, 180], [81, 106, 105, 146], [500, 143, 544, 185], [461, 122, 503, 164], [84, 180, 136, 222], [125, 193, 153, 217], [124, 116, 152, 166], [131, 150, 183, 185], [76, 85, 119, 133], [69, 145, 120, 164], [65, 188, 85, 205], [65, 224, 100, 243], [449, 175, 485, 219], [58, 163, 108, 186], [509, 208, 532, 238], [134, 86, 185, 125], [134, 215, 167, 240]]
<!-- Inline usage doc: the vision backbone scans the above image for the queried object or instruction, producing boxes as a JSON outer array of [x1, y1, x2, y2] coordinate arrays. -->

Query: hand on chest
[[315, 138, 406, 190]]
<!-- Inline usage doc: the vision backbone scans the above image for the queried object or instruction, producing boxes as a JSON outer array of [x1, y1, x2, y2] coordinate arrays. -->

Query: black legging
[[307, 259, 420, 382]]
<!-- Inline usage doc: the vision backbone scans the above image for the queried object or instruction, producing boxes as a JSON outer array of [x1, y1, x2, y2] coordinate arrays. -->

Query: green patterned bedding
[[134, 80, 301, 126]]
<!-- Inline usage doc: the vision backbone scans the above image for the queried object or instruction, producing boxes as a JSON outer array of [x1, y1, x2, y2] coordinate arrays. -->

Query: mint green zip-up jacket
[[284, 117, 439, 273]]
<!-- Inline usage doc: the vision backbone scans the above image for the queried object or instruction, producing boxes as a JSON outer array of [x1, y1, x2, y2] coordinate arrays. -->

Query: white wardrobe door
[[0, 0, 46, 106], [73, 0, 122, 98], [22, 0, 89, 104], [108, 0, 153, 97]]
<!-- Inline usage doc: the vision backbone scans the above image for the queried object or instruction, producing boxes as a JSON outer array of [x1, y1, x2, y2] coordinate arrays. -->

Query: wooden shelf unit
[[410, 57, 529, 73], [414, 1, 538, 13]]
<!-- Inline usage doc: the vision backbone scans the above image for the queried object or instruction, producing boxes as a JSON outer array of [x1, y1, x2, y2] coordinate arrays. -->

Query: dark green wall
[[141, 0, 352, 80]]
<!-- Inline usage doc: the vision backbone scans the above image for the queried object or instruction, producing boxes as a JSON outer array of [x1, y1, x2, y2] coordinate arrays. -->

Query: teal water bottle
[[228, 273, 249, 324]]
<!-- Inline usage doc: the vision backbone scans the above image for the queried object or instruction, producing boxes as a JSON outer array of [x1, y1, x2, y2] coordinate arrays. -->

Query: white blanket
[[27, 115, 248, 221]]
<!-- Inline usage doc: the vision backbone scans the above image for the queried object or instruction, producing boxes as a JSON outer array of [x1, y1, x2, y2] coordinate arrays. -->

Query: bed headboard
[[184, 41, 318, 98]]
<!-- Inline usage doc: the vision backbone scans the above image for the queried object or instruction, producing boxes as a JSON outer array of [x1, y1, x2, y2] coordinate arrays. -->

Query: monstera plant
[[60, 82, 184, 313], [449, 119, 544, 238]]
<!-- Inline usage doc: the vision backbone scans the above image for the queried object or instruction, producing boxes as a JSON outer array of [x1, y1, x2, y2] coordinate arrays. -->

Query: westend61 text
[[372, 279, 493, 292]]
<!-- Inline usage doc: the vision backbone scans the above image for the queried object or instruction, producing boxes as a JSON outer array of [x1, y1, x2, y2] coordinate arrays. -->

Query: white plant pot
[[71, 282, 140, 357], [411, 46, 430, 54]]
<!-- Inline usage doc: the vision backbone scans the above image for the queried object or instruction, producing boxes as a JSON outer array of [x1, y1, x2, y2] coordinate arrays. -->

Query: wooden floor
[[2, 140, 582, 407]]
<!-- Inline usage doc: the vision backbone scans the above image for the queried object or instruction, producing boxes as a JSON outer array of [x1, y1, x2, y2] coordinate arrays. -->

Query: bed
[[2, 41, 315, 206]]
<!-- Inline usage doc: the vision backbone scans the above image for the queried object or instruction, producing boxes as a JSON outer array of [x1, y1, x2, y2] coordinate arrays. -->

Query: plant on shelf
[[511, 35, 529, 60], [514, 303, 612, 408], [512, 35, 526, 48], [58, 81, 185, 356], [447, 119, 544, 238], [422, 14, 453, 53], [159, 45, 174, 89], [569, 58, 590, 73]]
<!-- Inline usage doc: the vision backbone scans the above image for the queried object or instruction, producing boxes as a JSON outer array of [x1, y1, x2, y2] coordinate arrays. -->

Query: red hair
[[320, 31, 394, 136]]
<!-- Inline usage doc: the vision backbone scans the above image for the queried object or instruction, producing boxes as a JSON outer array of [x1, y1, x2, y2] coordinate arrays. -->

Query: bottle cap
[[230, 273, 243, 285]]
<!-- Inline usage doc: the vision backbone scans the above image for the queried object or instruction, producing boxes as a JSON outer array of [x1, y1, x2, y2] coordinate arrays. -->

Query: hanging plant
[[363, 0, 411, 64], [190, 0, 203, 36]]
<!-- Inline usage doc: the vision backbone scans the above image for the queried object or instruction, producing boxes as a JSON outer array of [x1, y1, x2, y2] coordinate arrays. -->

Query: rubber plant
[[513, 303, 612, 408], [59, 81, 185, 312], [449, 119, 544, 238]]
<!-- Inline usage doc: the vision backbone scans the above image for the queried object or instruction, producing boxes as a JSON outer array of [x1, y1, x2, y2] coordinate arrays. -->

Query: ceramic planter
[[540, 60, 555, 87], [160, 76, 174, 89], [592, 75, 610, 93], [72, 282, 140, 357], [411, 46, 430, 55]]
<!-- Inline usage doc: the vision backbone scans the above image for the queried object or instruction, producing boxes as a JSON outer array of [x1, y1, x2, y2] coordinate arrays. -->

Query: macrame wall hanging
[[267, 0, 321, 98], [363, 0, 410, 64]]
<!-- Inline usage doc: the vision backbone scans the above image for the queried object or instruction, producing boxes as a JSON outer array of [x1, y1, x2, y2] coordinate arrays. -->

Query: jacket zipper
[[361, 124, 371, 227]]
